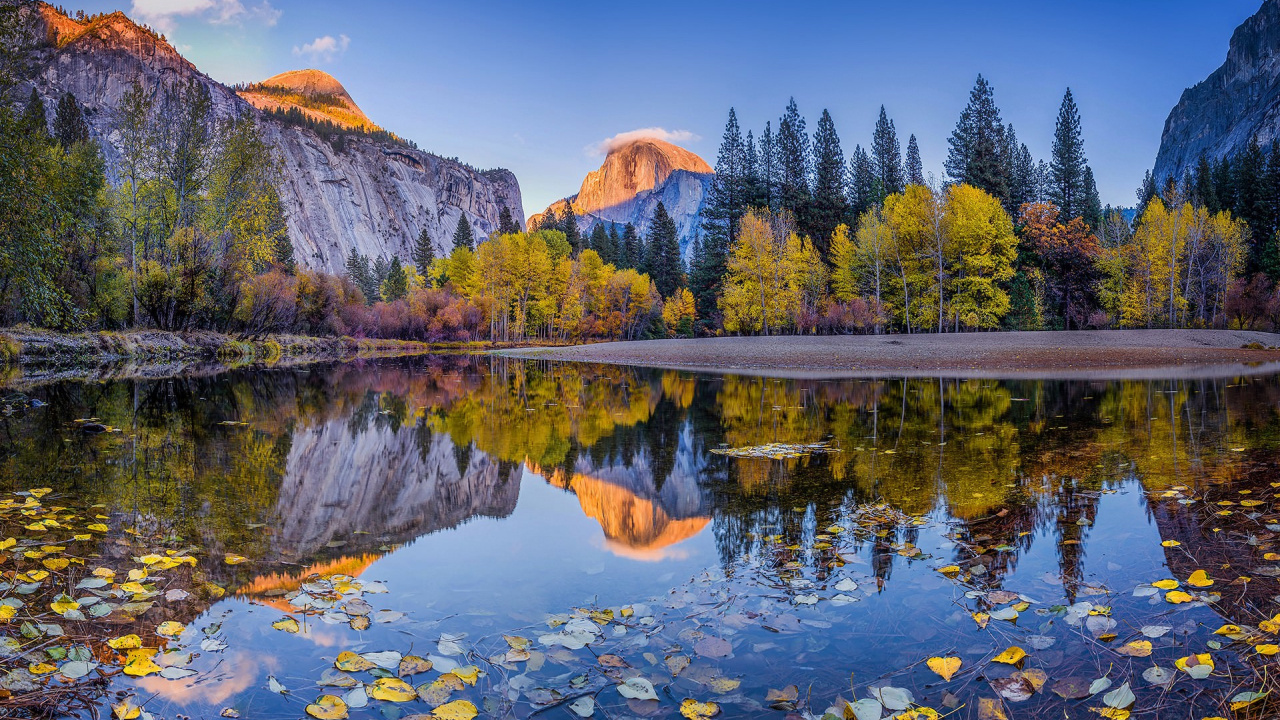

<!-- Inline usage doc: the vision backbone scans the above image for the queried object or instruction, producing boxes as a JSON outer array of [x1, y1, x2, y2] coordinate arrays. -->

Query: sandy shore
[[499, 330, 1280, 379]]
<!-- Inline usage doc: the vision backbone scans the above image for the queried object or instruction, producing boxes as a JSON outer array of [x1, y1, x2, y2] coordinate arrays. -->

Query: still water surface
[[3, 357, 1280, 719]]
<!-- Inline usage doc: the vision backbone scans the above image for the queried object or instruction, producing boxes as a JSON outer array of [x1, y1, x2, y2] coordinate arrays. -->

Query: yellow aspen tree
[[828, 223, 857, 302], [942, 184, 1017, 329], [853, 209, 891, 332]]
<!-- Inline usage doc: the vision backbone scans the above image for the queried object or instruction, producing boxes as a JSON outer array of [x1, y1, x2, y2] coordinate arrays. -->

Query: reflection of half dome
[[564, 472, 709, 561]]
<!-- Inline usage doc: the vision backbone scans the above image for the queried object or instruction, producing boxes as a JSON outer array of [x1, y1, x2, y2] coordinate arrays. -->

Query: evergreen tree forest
[[2, 0, 1274, 348]]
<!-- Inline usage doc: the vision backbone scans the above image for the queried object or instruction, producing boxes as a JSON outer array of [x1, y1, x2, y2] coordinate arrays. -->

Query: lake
[[1, 356, 1278, 719]]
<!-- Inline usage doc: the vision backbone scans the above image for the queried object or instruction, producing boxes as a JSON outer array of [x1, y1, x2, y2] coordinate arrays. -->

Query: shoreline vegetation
[[0, 327, 575, 383], [500, 328, 1280, 379]]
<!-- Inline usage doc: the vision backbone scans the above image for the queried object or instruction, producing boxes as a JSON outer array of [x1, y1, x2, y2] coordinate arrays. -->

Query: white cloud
[[590, 128, 700, 156], [292, 34, 350, 63], [129, 0, 279, 34]]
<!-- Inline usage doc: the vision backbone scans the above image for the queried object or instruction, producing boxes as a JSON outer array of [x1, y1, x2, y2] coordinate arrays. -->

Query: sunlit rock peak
[[239, 69, 378, 132]]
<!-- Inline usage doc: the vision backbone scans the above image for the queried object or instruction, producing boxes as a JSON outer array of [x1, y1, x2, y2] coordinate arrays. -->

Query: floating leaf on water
[[1257, 644, 1280, 656], [992, 647, 1027, 665], [694, 636, 732, 658], [156, 621, 184, 639], [848, 698, 882, 720], [926, 657, 961, 682], [977, 697, 1007, 720], [1164, 590, 1194, 604], [1151, 579, 1179, 590], [112, 701, 141, 720], [569, 696, 595, 717], [708, 677, 741, 694], [268, 675, 287, 694], [1102, 682, 1135, 710], [1140, 625, 1172, 638], [870, 686, 913, 711], [667, 654, 691, 676], [1141, 666, 1175, 688], [306, 695, 348, 720], [1115, 640, 1151, 657], [335, 651, 375, 673], [122, 650, 161, 677], [1175, 653, 1214, 679], [368, 677, 416, 702], [431, 700, 478, 720], [1229, 691, 1268, 710], [972, 612, 990, 629], [680, 699, 720, 719], [398, 655, 432, 677], [618, 677, 659, 701], [361, 651, 402, 670]]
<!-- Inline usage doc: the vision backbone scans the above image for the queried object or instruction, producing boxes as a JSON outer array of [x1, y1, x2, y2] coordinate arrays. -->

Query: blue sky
[[71, 0, 1263, 217]]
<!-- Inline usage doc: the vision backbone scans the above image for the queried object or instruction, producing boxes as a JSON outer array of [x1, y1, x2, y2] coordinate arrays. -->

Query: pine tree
[[1005, 126, 1038, 212], [743, 130, 766, 209], [1048, 89, 1089, 220], [1135, 170, 1158, 218], [589, 223, 611, 262], [383, 256, 408, 301], [1235, 136, 1273, 275], [413, 227, 435, 275], [346, 248, 378, 303], [274, 232, 296, 274], [21, 88, 46, 138], [1191, 152, 1218, 211], [562, 204, 581, 253], [905, 134, 924, 187], [644, 202, 682, 296], [1082, 166, 1102, 229], [848, 145, 875, 220], [608, 223, 621, 262], [871, 106, 903, 202], [758, 121, 778, 211], [946, 75, 1008, 204], [53, 92, 90, 148], [620, 222, 640, 269], [497, 205, 520, 234], [809, 108, 848, 257], [535, 207, 559, 233], [776, 98, 811, 224], [702, 108, 747, 247], [452, 213, 474, 251]]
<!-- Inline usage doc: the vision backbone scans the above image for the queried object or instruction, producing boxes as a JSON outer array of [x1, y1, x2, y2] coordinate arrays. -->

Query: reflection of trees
[[4, 358, 1280, 604]]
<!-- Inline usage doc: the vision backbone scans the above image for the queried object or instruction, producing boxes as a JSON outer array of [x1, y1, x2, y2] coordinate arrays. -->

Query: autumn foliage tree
[[1019, 202, 1100, 330]]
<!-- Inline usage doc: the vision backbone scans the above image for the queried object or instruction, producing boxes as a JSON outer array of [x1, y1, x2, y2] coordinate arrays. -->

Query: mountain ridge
[[27, 2, 524, 275], [1154, 0, 1280, 181]]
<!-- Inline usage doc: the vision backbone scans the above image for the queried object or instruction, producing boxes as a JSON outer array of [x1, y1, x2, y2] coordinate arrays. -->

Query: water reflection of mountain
[[543, 422, 715, 560], [277, 425, 521, 558]]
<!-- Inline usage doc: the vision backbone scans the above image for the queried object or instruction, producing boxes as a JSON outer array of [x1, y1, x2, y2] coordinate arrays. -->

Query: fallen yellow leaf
[[680, 699, 720, 720], [1187, 570, 1214, 588], [926, 656, 962, 681], [993, 646, 1027, 665], [305, 695, 348, 720]]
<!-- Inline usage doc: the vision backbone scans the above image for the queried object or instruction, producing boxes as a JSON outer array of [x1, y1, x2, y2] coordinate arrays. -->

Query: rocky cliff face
[[1154, 0, 1280, 181], [28, 5, 523, 275], [531, 138, 713, 260]]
